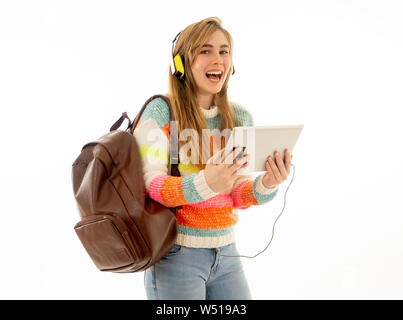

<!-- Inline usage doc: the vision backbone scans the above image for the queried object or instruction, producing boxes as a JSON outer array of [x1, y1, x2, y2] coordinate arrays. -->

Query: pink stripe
[[147, 175, 169, 205], [188, 194, 233, 209], [232, 180, 249, 209]]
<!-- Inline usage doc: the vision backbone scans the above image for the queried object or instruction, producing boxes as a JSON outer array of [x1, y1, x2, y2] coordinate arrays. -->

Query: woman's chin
[[203, 84, 223, 95]]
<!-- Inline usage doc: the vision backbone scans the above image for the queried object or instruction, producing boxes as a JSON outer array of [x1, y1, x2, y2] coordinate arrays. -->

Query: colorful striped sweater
[[133, 96, 278, 248]]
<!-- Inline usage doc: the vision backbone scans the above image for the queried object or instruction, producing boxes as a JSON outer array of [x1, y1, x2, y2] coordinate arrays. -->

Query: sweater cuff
[[255, 174, 278, 195], [193, 170, 219, 200]]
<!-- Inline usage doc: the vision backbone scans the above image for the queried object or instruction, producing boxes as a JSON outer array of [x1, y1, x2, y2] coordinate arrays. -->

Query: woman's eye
[[200, 50, 230, 55]]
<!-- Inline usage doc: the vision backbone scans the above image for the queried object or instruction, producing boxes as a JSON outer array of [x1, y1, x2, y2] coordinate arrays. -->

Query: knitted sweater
[[133, 96, 278, 248]]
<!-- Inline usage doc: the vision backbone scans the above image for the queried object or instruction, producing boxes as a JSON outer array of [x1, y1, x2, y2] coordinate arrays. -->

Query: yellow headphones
[[171, 31, 235, 82]]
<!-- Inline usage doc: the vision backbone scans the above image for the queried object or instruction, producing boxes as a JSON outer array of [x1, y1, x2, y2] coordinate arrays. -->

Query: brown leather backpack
[[71, 95, 180, 273]]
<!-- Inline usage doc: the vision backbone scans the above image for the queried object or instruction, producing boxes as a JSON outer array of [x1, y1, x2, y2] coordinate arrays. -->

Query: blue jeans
[[144, 242, 251, 300]]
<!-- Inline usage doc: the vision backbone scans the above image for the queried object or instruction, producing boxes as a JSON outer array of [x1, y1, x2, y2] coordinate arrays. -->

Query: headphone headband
[[171, 31, 182, 56]]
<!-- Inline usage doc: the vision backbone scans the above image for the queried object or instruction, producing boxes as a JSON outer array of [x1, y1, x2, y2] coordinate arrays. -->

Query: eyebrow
[[201, 44, 229, 48]]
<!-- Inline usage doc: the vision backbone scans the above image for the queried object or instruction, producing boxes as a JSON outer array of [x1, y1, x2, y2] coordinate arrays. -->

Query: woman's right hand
[[203, 147, 249, 194]]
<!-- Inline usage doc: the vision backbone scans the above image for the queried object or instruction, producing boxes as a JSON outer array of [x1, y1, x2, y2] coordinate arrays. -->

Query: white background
[[1, 0, 402, 299]]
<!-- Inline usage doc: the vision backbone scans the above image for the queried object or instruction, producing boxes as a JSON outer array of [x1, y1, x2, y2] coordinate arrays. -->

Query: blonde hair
[[167, 17, 235, 170]]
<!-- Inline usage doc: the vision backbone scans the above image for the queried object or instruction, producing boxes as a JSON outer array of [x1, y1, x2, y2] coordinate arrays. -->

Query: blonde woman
[[134, 17, 292, 300]]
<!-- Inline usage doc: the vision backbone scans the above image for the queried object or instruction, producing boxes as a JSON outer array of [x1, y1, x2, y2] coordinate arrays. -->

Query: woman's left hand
[[262, 149, 293, 189]]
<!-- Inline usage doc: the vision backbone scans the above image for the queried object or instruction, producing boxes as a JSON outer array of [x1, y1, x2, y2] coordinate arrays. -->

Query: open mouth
[[205, 71, 223, 83]]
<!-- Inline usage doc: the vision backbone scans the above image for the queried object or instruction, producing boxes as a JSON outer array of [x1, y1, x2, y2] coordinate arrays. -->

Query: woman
[[134, 17, 292, 300]]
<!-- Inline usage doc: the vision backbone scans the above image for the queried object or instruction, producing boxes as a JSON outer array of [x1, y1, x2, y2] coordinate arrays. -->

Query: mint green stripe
[[141, 97, 170, 129], [231, 102, 254, 126], [178, 225, 233, 237], [181, 174, 204, 203], [252, 175, 278, 205], [206, 115, 221, 129]]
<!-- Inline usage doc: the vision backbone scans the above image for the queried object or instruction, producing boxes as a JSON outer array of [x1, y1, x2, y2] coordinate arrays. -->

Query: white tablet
[[223, 125, 304, 173]]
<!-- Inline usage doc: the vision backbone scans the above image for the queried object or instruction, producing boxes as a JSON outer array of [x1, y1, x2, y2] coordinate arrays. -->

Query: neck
[[197, 93, 214, 110]]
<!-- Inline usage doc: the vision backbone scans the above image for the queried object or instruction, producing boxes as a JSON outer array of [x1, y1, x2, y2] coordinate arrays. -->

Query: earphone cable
[[220, 163, 296, 259]]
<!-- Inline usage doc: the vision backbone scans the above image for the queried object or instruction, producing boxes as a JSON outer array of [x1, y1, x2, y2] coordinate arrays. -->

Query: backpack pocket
[[74, 214, 147, 272]]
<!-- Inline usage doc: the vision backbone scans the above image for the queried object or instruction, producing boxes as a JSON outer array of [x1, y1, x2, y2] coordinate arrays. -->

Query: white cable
[[221, 163, 295, 259]]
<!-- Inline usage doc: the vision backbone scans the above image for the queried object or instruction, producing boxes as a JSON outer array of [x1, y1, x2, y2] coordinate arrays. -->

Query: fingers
[[207, 146, 246, 171], [274, 150, 288, 179], [267, 155, 282, 182], [229, 153, 249, 175], [284, 149, 291, 174], [264, 159, 275, 182], [267, 149, 293, 183], [207, 148, 226, 165], [223, 146, 243, 165]]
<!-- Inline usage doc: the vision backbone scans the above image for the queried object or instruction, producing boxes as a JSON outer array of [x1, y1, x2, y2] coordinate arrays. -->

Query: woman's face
[[191, 30, 232, 98]]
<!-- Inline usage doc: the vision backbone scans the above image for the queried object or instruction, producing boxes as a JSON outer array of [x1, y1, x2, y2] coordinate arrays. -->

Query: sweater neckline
[[199, 105, 218, 118]]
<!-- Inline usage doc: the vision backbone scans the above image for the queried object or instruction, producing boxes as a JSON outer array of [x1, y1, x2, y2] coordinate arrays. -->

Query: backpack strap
[[109, 112, 131, 132], [128, 94, 181, 178], [129, 94, 165, 133]]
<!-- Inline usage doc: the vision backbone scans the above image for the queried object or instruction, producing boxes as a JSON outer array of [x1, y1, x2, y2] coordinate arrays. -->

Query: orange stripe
[[162, 122, 170, 140], [161, 176, 187, 206], [176, 206, 237, 229], [241, 181, 258, 206]]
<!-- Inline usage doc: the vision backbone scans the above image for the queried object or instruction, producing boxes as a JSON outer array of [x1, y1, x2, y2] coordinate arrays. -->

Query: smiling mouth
[[205, 71, 223, 82]]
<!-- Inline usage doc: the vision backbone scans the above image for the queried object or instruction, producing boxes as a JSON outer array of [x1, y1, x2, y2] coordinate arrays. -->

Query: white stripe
[[193, 170, 219, 200], [255, 174, 278, 195], [175, 231, 235, 248], [133, 118, 169, 153], [134, 118, 169, 192]]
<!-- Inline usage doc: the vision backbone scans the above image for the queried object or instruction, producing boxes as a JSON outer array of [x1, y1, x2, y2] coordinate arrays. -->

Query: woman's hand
[[204, 147, 249, 194], [262, 149, 293, 189]]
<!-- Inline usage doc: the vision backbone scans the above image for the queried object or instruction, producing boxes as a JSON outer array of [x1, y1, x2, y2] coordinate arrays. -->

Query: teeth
[[206, 71, 222, 75]]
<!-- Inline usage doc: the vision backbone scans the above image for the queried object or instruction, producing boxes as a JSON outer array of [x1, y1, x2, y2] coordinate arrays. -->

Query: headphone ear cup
[[173, 54, 186, 81], [180, 55, 186, 80]]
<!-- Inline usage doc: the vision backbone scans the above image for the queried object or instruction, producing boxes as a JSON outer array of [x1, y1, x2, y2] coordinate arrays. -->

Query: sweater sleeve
[[229, 102, 279, 209], [133, 97, 219, 207]]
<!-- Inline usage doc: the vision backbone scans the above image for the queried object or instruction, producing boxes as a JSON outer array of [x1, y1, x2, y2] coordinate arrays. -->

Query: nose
[[210, 50, 224, 65]]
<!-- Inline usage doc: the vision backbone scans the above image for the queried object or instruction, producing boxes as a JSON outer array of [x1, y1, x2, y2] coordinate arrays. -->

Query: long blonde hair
[[167, 17, 235, 170]]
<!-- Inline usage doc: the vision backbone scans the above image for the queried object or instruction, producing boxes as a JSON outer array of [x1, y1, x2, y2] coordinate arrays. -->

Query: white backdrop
[[1, 0, 402, 299]]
